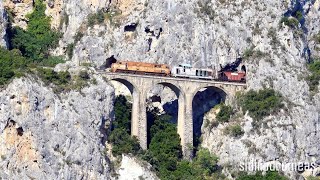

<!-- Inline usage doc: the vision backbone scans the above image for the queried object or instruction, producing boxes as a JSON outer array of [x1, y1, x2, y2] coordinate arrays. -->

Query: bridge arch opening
[[192, 86, 227, 149], [146, 82, 185, 146], [109, 78, 140, 138]]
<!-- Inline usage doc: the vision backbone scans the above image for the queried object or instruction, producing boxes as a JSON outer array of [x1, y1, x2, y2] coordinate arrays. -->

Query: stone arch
[[145, 81, 186, 150], [110, 78, 139, 95], [157, 82, 185, 99], [109, 78, 141, 143], [192, 85, 228, 102], [191, 85, 228, 149]]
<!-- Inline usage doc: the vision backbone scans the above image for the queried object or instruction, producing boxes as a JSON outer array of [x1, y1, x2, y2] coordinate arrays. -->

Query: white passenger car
[[171, 64, 214, 80]]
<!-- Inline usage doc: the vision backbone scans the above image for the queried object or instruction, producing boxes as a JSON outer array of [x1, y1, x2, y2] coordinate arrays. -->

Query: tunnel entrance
[[192, 86, 227, 150], [105, 55, 117, 69]]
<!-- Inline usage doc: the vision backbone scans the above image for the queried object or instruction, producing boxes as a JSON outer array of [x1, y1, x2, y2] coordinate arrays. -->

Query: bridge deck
[[98, 71, 247, 87]]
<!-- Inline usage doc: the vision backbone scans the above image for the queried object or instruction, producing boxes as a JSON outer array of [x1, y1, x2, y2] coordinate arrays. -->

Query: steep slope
[[1, 0, 320, 179], [0, 0, 7, 47], [0, 77, 114, 179]]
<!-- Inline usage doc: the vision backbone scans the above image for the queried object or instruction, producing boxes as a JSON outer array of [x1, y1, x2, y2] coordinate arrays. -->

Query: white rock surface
[[0, 77, 114, 179], [0, 0, 7, 47], [1, 0, 320, 179], [117, 155, 158, 180]]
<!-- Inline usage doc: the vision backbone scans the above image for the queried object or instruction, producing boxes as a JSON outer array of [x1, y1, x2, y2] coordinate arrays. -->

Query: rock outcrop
[[0, 77, 114, 179], [117, 155, 159, 180], [0, 0, 7, 47], [1, 0, 320, 179], [4, 0, 34, 29]]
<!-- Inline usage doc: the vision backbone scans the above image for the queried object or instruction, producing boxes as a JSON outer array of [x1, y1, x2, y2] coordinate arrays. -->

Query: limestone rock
[[0, 77, 114, 179], [0, 0, 7, 47], [117, 155, 159, 180], [4, 0, 34, 29]]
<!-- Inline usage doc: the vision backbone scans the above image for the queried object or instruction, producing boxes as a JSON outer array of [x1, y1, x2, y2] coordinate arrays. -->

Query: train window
[[204, 71, 207, 76], [196, 70, 198, 76], [200, 70, 202, 76]]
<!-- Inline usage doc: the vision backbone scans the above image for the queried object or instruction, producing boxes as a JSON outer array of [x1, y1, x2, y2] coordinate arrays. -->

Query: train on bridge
[[111, 61, 246, 82]]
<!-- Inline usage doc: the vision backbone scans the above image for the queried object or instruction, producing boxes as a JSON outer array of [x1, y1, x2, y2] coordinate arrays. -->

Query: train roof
[[179, 63, 192, 68]]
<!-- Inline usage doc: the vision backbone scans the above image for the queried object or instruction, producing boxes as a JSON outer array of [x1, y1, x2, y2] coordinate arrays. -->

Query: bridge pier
[[131, 88, 148, 150], [138, 91, 147, 150], [181, 93, 194, 160]]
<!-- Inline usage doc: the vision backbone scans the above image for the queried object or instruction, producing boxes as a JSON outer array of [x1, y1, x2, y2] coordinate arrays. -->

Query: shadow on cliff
[[192, 88, 225, 148]]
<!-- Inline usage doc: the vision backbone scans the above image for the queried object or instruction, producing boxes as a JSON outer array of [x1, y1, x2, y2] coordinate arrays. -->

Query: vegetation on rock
[[224, 124, 244, 137], [0, 48, 27, 85], [9, 0, 61, 62], [307, 60, 320, 92], [36, 68, 92, 93], [111, 97, 224, 179], [280, 16, 300, 29], [238, 89, 282, 121], [237, 171, 288, 180], [108, 95, 141, 156], [216, 104, 233, 123]]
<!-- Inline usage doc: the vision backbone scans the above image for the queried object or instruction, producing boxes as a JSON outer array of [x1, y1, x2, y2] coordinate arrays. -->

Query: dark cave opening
[[16, 127, 24, 136], [105, 55, 117, 68], [124, 23, 137, 32]]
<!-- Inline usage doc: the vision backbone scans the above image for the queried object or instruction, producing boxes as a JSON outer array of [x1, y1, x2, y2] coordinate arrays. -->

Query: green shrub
[[87, 9, 105, 27], [38, 56, 65, 67], [315, 32, 320, 44], [148, 111, 182, 174], [108, 95, 141, 156], [237, 171, 288, 180], [10, 0, 60, 62], [109, 97, 224, 179], [66, 43, 75, 59], [307, 60, 320, 91], [224, 124, 244, 137], [74, 32, 84, 43], [216, 104, 233, 123], [36, 68, 91, 93], [238, 89, 282, 120], [294, 11, 303, 21], [36, 68, 71, 86], [243, 46, 266, 59], [108, 128, 141, 156], [79, 70, 90, 80], [196, 0, 216, 21], [193, 148, 219, 176], [280, 16, 299, 28], [0, 48, 28, 85]]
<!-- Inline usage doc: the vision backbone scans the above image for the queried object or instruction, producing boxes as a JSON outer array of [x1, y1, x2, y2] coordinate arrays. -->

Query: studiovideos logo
[[238, 159, 319, 172]]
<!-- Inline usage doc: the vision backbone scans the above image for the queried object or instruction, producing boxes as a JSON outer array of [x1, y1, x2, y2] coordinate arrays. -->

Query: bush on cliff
[[216, 104, 233, 123], [307, 60, 320, 92], [237, 171, 288, 180], [238, 89, 282, 121], [108, 95, 141, 156], [9, 0, 61, 63], [0, 48, 28, 85]]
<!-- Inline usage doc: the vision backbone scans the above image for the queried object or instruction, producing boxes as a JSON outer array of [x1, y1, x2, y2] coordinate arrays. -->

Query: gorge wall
[[1, 0, 320, 179]]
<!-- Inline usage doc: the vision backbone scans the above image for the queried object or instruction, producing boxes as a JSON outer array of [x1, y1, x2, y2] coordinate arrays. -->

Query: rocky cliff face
[[0, 77, 114, 179], [117, 155, 159, 180], [0, 0, 7, 47], [2, 0, 320, 179]]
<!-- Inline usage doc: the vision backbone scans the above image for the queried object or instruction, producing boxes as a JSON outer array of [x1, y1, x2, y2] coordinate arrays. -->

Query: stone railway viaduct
[[100, 72, 246, 159]]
